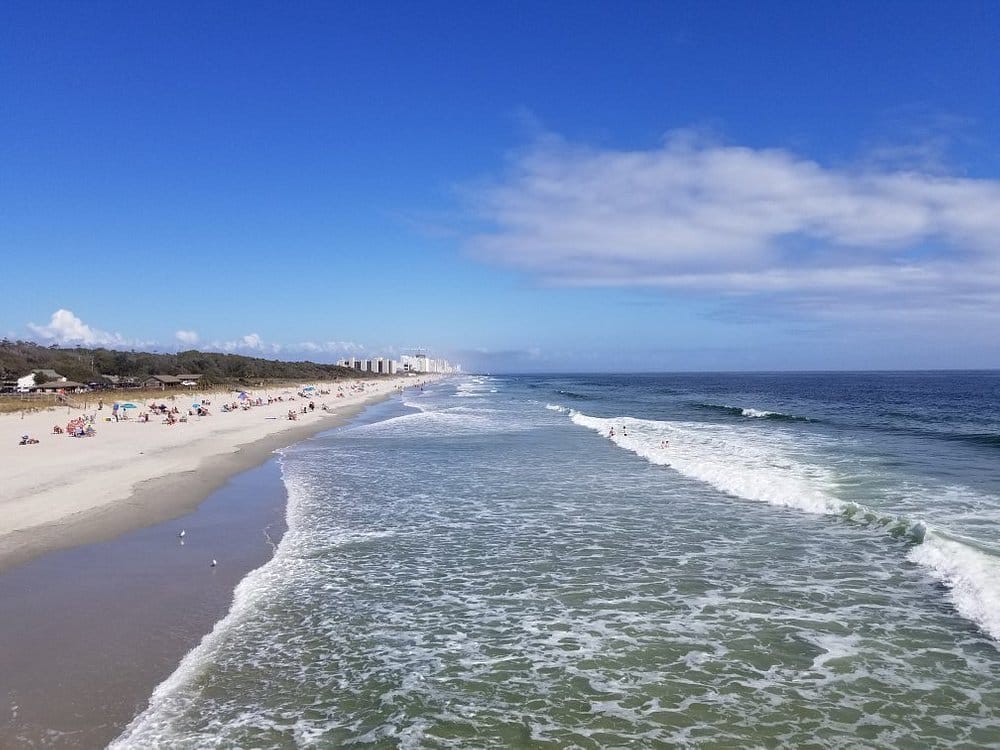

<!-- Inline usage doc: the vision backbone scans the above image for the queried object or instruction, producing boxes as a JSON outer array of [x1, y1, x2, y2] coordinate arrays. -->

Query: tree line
[[0, 340, 369, 386]]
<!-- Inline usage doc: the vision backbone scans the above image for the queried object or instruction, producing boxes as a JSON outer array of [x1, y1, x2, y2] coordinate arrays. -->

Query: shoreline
[[0, 455, 293, 747], [0, 385, 429, 747], [0, 377, 438, 574]]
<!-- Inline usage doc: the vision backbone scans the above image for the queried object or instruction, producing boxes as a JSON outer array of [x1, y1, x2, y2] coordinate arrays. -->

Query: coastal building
[[143, 374, 183, 389], [101, 374, 140, 388], [333, 355, 444, 375], [400, 354, 458, 374], [16, 369, 65, 391], [336, 357, 400, 375], [29, 380, 89, 394]]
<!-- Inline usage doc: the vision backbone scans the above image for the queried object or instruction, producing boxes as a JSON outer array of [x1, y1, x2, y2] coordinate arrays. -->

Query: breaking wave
[[909, 531, 1000, 641], [940, 432, 1000, 449], [555, 389, 592, 401], [694, 402, 813, 422], [565, 408, 1000, 645]]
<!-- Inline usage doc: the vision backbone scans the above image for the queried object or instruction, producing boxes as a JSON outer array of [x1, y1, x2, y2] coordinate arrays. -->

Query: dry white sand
[[0, 376, 436, 572]]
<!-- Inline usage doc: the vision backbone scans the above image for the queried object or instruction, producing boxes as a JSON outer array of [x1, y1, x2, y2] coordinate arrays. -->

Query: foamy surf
[[695, 402, 812, 421], [109, 463, 388, 746], [569, 410, 845, 516], [565, 407, 1000, 645], [742, 408, 778, 418], [909, 530, 1000, 642], [106, 373, 1000, 747], [567, 408, 929, 535]]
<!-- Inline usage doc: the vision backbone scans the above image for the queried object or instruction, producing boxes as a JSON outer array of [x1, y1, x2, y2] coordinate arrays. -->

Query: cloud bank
[[468, 133, 1000, 316], [23, 311, 373, 361], [28, 309, 127, 346]]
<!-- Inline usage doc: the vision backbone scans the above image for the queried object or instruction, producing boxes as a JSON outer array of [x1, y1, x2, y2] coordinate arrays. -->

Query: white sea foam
[[742, 408, 776, 418], [110, 556, 288, 745], [909, 530, 1000, 643], [545, 403, 568, 413], [112, 383, 1000, 746], [805, 632, 861, 673], [569, 410, 845, 515], [110, 465, 332, 746], [454, 378, 495, 398], [567, 408, 1000, 646]]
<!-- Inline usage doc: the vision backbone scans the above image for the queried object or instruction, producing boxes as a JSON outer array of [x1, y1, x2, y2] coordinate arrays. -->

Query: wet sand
[[0, 379, 421, 575], [0, 391, 416, 748], [0, 458, 289, 748]]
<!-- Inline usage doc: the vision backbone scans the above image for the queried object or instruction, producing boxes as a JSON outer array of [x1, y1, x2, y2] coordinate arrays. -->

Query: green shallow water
[[113, 376, 1000, 748]]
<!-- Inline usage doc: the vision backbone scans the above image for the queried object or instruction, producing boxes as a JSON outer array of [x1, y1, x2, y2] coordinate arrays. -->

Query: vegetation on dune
[[0, 340, 370, 387]]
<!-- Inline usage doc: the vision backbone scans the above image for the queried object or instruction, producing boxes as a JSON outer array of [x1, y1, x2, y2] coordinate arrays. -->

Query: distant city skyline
[[2, 2, 999, 372]]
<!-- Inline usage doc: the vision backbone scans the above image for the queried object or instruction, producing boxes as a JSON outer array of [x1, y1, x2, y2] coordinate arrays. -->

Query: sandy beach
[[0, 381, 436, 747], [0, 376, 435, 574], [0, 459, 293, 747]]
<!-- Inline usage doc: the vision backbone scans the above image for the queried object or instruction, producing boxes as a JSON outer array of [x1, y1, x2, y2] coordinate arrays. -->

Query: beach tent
[[301, 385, 316, 391], [238, 392, 249, 401]]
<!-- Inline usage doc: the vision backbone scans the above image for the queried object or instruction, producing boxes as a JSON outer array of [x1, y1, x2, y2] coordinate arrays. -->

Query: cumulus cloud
[[27, 309, 126, 346], [175, 330, 199, 345], [240, 333, 263, 350], [298, 340, 365, 355], [467, 132, 1000, 315], [211, 333, 285, 355]]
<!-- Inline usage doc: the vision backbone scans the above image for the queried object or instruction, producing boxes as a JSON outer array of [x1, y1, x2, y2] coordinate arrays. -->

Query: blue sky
[[2, 1, 999, 372]]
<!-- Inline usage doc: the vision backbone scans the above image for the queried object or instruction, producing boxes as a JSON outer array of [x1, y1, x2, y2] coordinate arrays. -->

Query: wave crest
[[909, 531, 1000, 642], [694, 402, 812, 422], [565, 409, 1000, 643]]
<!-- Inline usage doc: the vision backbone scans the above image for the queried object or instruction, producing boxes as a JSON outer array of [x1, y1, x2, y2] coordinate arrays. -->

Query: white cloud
[[23, 314, 372, 359], [27, 309, 126, 346], [467, 132, 1000, 315], [240, 333, 263, 350], [212, 333, 284, 355], [298, 340, 365, 355]]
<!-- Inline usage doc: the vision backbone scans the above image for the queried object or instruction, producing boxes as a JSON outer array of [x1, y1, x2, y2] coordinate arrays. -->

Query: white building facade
[[336, 354, 457, 375]]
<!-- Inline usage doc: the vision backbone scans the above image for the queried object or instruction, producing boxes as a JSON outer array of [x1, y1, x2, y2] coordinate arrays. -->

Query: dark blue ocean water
[[115, 373, 1000, 748]]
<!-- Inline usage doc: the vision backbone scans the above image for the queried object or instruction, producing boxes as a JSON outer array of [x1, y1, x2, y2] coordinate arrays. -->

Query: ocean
[[113, 373, 1000, 747]]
